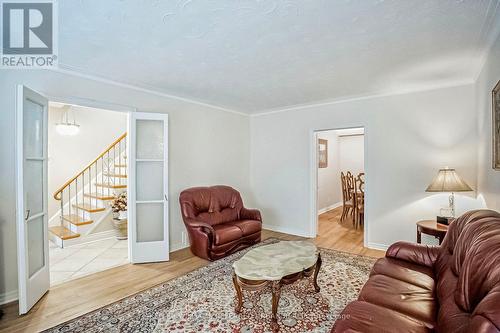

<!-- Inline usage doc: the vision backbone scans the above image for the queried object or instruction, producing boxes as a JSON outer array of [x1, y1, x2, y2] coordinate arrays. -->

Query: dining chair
[[354, 173, 365, 229], [340, 172, 354, 222]]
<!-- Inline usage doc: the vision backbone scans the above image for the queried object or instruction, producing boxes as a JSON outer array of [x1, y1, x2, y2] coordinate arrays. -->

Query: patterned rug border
[[43, 238, 377, 332]]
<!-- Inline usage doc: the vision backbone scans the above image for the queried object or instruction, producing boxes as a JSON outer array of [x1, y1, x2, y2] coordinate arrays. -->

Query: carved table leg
[[313, 252, 322, 292], [271, 280, 282, 332], [232, 273, 243, 313]]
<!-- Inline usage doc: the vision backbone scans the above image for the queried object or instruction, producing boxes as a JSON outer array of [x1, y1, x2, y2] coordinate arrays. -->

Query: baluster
[[82, 171, 85, 210], [118, 139, 122, 184], [118, 141, 121, 186], [118, 139, 122, 179], [68, 183, 71, 219], [95, 162, 98, 207], [76, 176, 79, 218], [113, 145, 116, 187], [107, 151, 111, 197], [124, 140, 126, 178], [101, 157, 104, 197], [60, 190, 64, 227]]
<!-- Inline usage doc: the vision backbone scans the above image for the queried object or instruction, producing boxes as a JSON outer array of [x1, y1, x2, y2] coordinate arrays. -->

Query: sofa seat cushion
[[371, 257, 435, 290], [358, 275, 437, 327], [227, 219, 261, 236], [213, 224, 243, 245], [331, 301, 433, 333]]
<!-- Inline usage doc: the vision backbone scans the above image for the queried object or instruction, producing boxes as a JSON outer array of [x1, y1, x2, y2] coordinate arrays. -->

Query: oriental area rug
[[44, 239, 376, 333]]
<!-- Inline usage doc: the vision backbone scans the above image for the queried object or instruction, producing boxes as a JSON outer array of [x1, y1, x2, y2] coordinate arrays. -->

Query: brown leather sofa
[[179, 185, 262, 261], [332, 209, 500, 333]]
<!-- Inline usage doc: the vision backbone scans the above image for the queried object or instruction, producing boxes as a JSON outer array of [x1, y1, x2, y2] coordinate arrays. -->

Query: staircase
[[50, 133, 127, 247]]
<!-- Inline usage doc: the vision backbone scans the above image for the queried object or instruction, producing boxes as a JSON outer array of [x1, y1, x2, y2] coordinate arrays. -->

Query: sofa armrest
[[386, 241, 439, 268], [240, 208, 262, 221], [184, 219, 215, 235]]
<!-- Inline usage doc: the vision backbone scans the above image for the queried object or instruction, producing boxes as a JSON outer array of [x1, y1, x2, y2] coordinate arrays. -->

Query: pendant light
[[56, 105, 80, 136]]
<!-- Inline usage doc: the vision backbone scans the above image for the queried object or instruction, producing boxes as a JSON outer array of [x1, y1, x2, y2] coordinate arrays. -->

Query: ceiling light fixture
[[56, 105, 80, 136]]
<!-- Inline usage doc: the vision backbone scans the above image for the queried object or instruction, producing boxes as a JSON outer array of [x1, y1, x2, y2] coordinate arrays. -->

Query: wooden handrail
[[53, 132, 127, 200]]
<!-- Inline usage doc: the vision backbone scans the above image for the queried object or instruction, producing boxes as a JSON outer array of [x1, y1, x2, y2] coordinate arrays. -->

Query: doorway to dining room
[[313, 127, 366, 254]]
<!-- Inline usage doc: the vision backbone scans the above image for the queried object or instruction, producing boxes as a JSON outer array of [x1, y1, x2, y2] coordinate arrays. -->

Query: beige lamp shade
[[426, 168, 473, 192]]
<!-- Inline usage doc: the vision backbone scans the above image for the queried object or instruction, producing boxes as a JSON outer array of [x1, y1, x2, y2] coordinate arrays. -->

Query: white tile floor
[[49, 238, 128, 286]]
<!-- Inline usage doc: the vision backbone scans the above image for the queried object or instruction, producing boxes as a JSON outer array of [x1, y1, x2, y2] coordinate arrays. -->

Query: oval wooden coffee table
[[232, 241, 322, 332]]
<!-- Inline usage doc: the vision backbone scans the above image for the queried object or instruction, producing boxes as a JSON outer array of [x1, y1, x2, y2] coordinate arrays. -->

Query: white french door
[[16, 86, 50, 314], [128, 112, 169, 263]]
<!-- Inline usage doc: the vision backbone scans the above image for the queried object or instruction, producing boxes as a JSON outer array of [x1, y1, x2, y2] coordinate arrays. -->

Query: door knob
[[25, 209, 30, 221]]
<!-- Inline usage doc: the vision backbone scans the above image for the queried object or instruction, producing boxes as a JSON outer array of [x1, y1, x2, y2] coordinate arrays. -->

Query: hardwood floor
[[316, 206, 381, 257], [0, 209, 383, 333]]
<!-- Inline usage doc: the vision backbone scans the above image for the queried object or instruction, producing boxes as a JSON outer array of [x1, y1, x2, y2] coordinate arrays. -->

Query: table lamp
[[425, 167, 472, 223]]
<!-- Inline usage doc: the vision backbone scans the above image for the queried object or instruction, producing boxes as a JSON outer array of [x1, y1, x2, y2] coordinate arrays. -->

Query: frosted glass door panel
[[23, 99, 43, 158], [27, 216, 45, 277], [136, 203, 164, 242], [23, 160, 44, 215], [136, 119, 164, 159], [136, 161, 163, 201], [129, 112, 168, 263], [16, 85, 49, 315]]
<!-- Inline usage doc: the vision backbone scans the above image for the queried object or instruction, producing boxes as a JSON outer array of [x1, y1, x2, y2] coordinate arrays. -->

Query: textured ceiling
[[58, 0, 500, 113]]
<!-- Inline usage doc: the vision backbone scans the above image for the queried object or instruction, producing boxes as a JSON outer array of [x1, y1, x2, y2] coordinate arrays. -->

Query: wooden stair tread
[[114, 164, 127, 168], [62, 214, 94, 226], [72, 203, 105, 213], [49, 226, 80, 240], [83, 192, 115, 200], [103, 173, 127, 178], [95, 182, 127, 189]]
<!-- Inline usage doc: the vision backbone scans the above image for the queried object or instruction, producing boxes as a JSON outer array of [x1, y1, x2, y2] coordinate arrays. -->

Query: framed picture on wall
[[318, 138, 328, 168], [493, 80, 500, 170]]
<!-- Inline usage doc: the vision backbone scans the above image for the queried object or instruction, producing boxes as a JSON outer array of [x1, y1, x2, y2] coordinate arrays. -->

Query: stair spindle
[[77, 175, 80, 218], [107, 151, 111, 197], [101, 156, 104, 197], [60, 191, 64, 227], [81, 172, 83, 208], [95, 167, 97, 207], [68, 184, 71, 219]]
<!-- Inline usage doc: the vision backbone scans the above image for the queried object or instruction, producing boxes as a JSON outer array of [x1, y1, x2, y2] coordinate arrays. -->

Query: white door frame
[[310, 126, 369, 248], [45, 95, 138, 260]]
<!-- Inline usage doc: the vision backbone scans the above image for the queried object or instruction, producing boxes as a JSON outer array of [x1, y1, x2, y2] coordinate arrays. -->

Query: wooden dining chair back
[[346, 171, 355, 199], [340, 172, 354, 222], [354, 173, 365, 229]]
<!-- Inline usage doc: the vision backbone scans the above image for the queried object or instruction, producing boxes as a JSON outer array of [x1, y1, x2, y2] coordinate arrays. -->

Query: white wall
[[48, 106, 127, 218], [250, 84, 482, 246], [317, 131, 341, 212], [477, 32, 500, 210], [339, 134, 364, 176], [0, 70, 250, 303]]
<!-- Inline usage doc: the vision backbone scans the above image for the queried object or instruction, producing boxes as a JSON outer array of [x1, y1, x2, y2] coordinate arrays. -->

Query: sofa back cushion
[[179, 185, 244, 225], [434, 209, 500, 333]]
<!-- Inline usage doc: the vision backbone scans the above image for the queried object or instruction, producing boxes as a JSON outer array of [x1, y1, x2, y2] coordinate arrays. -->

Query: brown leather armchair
[[179, 185, 262, 261], [332, 209, 500, 333]]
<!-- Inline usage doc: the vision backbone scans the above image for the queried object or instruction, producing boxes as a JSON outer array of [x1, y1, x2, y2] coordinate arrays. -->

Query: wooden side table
[[416, 220, 448, 245]]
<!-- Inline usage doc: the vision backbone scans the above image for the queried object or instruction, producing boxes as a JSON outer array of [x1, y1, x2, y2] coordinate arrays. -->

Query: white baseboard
[[263, 224, 311, 238], [0, 289, 18, 305], [367, 242, 389, 251], [170, 242, 189, 252], [317, 202, 343, 215]]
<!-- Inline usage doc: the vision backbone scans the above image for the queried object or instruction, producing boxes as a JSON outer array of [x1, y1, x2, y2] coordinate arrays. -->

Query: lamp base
[[436, 216, 453, 225]]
